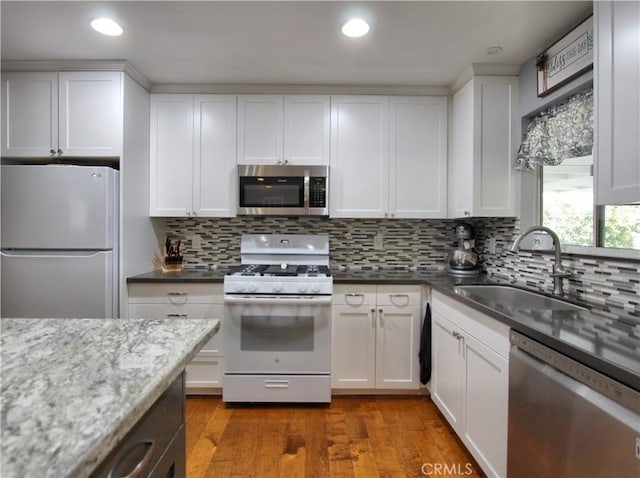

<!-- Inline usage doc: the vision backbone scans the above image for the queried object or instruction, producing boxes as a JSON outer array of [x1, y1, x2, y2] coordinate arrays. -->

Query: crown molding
[[2, 59, 525, 97], [1, 60, 151, 90], [450, 63, 522, 94], [150, 82, 451, 96]]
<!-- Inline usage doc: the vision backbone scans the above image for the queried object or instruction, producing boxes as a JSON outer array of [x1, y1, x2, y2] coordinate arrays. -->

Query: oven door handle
[[224, 295, 332, 306]]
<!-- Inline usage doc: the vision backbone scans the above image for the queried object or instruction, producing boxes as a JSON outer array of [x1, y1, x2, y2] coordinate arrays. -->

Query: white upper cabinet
[[150, 94, 236, 217], [150, 94, 194, 216], [2, 71, 122, 159], [449, 76, 519, 218], [595, 1, 640, 205], [193, 95, 237, 216], [389, 96, 448, 218], [284, 95, 330, 165], [330, 95, 389, 218], [330, 95, 448, 218], [237, 94, 329, 165], [237, 95, 283, 164], [58, 72, 123, 157], [1, 72, 58, 158]]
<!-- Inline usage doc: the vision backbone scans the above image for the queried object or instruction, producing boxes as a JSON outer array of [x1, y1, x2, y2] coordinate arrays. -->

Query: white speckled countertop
[[0, 317, 219, 478]]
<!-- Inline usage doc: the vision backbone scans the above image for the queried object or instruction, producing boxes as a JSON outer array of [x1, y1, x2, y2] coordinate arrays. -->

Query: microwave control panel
[[309, 177, 327, 208]]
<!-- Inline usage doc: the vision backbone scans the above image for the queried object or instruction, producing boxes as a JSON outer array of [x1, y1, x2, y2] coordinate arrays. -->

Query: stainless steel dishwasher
[[508, 331, 640, 478]]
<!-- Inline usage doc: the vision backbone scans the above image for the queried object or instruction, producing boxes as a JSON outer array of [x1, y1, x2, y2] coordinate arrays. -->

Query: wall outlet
[[190, 234, 202, 250], [487, 237, 496, 254], [374, 232, 384, 250]]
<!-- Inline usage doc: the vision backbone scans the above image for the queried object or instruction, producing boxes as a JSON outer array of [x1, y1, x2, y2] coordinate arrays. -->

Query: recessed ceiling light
[[90, 18, 123, 37], [342, 18, 370, 38]]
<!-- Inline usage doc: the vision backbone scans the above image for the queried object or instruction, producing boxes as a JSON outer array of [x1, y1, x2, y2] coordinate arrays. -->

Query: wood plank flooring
[[185, 395, 485, 478]]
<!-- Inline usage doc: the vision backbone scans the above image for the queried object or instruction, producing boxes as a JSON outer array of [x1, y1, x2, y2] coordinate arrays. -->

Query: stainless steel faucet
[[509, 226, 571, 296]]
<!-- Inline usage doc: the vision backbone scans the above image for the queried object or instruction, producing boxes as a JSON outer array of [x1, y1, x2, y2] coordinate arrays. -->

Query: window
[[541, 155, 640, 250], [518, 86, 639, 253], [542, 156, 594, 247], [600, 205, 640, 249]]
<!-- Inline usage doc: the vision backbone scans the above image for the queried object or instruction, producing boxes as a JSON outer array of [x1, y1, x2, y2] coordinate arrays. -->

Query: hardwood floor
[[185, 395, 485, 478]]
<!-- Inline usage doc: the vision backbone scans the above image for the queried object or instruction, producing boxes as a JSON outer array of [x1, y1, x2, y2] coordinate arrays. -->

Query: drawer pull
[[265, 380, 289, 389], [345, 293, 365, 306], [167, 313, 188, 318], [108, 439, 155, 478], [167, 292, 187, 296], [389, 293, 411, 307]]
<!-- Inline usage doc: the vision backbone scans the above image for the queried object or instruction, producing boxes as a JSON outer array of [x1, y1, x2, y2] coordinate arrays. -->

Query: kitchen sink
[[454, 285, 588, 311]]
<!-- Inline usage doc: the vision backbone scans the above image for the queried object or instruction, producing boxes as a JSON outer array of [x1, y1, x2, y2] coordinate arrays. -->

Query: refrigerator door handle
[[1, 250, 108, 258]]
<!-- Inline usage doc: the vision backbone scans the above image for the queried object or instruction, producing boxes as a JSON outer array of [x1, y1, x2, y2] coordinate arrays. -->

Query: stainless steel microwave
[[237, 165, 329, 216]]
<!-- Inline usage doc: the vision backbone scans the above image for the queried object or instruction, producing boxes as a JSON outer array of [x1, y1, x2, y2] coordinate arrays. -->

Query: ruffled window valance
[[515, 87, 593, 171]]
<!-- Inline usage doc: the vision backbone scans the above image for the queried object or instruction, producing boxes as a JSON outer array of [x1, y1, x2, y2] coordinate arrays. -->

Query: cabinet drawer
[[332, 284, 377, 306], [128, 283, 223, 304], [432, 291, 510, 359], [186, 357, 223, 390], [128, 303, 222, 320], [375, 285, 422, 307]]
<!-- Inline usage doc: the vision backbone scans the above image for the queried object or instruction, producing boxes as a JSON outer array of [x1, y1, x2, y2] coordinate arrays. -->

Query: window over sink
[[519, 87, 640, 254]]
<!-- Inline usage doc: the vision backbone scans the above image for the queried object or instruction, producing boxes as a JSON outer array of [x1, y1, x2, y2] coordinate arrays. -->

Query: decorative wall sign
[[537, 15, 593, 97]]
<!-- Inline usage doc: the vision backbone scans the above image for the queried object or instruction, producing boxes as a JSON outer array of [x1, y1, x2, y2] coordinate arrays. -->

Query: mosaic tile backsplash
[[160, 216, 639, 313]]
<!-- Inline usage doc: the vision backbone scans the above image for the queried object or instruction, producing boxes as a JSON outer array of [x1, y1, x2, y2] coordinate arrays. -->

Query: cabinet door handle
[[49, 149, 56, 155], [108, 439, 155, 478], [371, 308, 376, 326], [57, 148, 63, 155], [378, 308, 384, 326], [167, 313, 188, 318]]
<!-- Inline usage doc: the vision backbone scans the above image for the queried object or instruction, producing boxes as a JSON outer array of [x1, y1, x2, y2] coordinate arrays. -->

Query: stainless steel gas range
[[223, 234, 332, 403]]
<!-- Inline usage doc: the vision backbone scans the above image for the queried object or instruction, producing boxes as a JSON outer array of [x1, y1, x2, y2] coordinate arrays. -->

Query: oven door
[[223, 295, 331, 374]]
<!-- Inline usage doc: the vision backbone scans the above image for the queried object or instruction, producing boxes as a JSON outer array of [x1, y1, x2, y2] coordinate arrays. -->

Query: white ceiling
[[1, 1, 593, 87]]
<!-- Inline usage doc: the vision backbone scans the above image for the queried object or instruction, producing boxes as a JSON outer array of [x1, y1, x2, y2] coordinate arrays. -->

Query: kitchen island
[[0, 317, 219, 478]]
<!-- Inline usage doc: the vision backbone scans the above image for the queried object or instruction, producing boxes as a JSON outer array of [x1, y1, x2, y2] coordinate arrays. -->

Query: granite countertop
[[0, 317, 220, 478], [126, 266, 639, 391]]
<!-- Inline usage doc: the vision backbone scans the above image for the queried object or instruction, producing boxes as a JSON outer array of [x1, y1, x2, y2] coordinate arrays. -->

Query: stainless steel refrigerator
[[1, 164, 119, 318]]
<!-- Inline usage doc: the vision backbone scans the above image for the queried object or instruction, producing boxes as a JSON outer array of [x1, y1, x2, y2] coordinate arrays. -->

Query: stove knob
[[298, 284, 309, 293], [311, 283, 321, 293], [248, 283, 258, 293], [234, 283, 246, 293], [273, 283, 284, 293]]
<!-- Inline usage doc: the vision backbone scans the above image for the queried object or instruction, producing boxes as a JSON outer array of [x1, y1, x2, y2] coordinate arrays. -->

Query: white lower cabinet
[[128, 283, 224, 393], [431, 290, 510, 478], [332, 284, 424, 390]]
